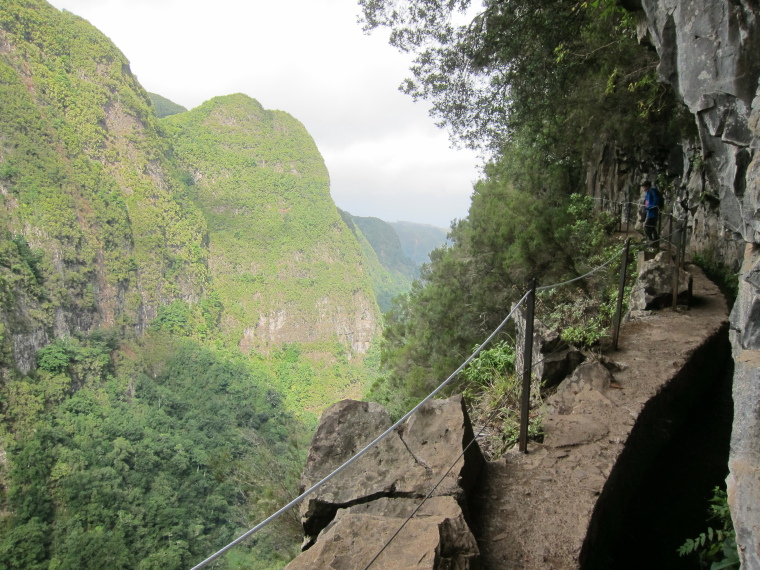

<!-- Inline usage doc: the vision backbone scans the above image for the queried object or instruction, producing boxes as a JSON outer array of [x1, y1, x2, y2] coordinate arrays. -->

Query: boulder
[[546, 362, 615, 415], [513, 303, 585, 389], [286, 496, 479, 570], [298, 395, 484, 546], [629, 251, 692, 311]]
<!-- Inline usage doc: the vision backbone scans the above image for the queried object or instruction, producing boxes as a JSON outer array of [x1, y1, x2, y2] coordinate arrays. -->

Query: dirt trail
[[469, 263, 729, 569]]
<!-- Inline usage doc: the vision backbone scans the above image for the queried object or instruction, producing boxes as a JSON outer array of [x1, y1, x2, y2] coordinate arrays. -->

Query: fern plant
[[677, 487, 739, 569]]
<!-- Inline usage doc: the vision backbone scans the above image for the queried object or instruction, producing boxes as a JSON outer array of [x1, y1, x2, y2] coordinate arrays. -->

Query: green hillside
[[338, 210, 415, 312], [389, 221, 449, 267], [350, 215, 417, 278], [0, 2, 380, 568], [161, 94, 380, 355], [0, 0, 209, 355], [148, 92, 187, 118]]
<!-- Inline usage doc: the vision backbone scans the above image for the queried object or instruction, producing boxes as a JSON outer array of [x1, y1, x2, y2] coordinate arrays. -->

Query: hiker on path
[[641, 180, 660, 247]]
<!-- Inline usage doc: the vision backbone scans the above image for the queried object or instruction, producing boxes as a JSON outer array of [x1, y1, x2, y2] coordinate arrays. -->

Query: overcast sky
[[46, 0, 482, 228]]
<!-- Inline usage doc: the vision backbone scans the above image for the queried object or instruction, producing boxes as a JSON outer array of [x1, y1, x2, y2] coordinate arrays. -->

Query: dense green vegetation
[[158, 95, 382, 423], [348, 215, 417, 279], [0, 0, 209, 342], [0, 2, 383, 568], [362, 0, 692, 421], [388, 221, 449, 267], [0, 331, 305, 569], [147, 93, 187, 118], [161, 94, 379, 354], [338, 210, 416, 312]]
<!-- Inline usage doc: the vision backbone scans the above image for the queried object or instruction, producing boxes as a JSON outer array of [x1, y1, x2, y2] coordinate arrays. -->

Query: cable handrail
[[189, 291, 532, 570], [191, 218, 682, 568], [537, 246, 624, 292]]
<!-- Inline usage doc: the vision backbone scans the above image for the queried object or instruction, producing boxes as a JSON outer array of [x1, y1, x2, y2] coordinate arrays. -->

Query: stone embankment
[[287, 263, 728, 569]]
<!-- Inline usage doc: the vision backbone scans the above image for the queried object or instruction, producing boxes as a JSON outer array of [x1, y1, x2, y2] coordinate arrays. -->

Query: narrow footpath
[[470, 263, 730, 569]]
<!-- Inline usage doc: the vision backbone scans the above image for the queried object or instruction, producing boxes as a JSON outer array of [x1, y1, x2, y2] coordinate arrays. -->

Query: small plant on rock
[[460, 340, 543, 458], [677, 487, 739, 569]]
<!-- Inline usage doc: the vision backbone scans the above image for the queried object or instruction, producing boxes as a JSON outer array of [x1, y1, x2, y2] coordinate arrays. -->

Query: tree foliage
[[363, 0, 695, 420], [0, 332, 305, 569], [360, 0, 689, 155]]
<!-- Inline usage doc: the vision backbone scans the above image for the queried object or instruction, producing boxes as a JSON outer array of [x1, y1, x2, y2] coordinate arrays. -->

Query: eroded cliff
[[612, 1, 759, 564]]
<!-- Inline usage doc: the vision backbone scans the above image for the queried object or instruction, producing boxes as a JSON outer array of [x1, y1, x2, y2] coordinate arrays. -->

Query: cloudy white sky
[[47, 0, 483, 228]]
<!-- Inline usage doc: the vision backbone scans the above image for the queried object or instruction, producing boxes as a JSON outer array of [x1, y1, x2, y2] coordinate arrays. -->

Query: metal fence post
[[518, 279, 537, 453], [612, 239, 631, 350], [625, 201, 630, 235]]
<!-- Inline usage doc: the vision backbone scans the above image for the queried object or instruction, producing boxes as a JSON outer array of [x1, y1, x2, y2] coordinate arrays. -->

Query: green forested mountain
[[338, 211, 415, 312], [0, 1, 381, 568], [0, 0, 209, 365], [161, 94, 380, 354], [349, 215, 417, 278], [147, 92, 187, 118], [388, 221, 449, 267]]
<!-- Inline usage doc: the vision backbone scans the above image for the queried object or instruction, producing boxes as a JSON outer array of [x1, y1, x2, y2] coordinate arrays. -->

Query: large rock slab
[[629, 251, 692, 311], [286, 496, 479, 570], [297, 395, 484, 546]]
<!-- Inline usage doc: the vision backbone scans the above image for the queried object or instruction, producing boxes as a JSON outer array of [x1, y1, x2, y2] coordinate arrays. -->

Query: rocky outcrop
[[633, 1, 760, 566], [287, 497, 479, 570], [629, 250, 692, 311], [513, 303, 585, 389], [289, 396, 484, 568]]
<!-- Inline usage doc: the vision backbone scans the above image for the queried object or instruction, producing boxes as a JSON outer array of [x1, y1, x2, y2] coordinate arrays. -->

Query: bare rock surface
[[292, 395, 484, 567], [629, 250, 692, 311], [471, 264, 728, 569], [514, 305, 585, 389], [286, 497, 479, 570]]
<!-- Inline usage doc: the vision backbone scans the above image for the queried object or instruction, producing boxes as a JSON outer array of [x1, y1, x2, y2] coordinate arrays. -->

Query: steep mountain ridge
[[389, 220, 449, 267], [338, 210, 416, 312], [0, 1, 387, 567], [0, 0, 209, 371], [162, 94, 380, 354]]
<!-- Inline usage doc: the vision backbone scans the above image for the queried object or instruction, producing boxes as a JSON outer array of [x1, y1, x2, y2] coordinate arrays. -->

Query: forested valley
[[0, 0, 742, 568]]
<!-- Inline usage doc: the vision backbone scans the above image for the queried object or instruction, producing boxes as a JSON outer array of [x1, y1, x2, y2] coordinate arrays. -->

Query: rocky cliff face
[[0, 0, 209, 373], [163, 95, 380, 355], [630, 1, 760, 565]]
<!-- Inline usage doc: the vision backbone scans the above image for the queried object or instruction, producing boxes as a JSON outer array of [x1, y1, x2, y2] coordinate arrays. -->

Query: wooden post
[[667, 213, 672, 257], [657, 205, 663, 249], [672, 224, 681, 310], [625, 201, 630, 235], [612, 239, 631, 350], [518, 279, 537, 454]]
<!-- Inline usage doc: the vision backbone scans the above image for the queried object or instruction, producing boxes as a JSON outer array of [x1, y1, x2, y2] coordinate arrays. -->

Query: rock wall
[[632, 1, 760, 565]]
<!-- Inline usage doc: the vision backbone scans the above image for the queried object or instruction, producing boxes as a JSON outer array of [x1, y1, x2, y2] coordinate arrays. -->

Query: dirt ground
[[468, 262, 729, 569]]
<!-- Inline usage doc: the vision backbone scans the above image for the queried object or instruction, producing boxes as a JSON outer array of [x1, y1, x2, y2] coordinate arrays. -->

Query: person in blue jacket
[[641, 180, 660, 247]]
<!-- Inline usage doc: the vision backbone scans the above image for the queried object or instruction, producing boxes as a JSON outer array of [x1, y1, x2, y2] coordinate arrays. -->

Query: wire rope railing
[[190, 209, 693, 569], [189, 292, 531, 570]]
